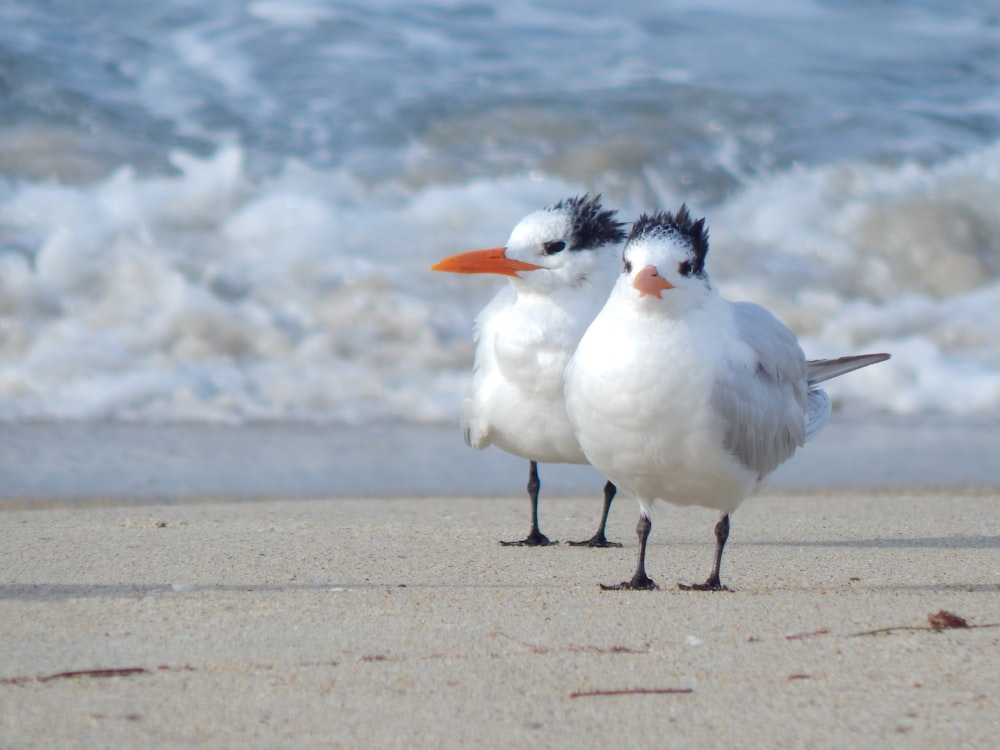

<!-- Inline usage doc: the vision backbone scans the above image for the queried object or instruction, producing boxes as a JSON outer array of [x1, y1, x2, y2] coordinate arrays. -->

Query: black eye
[[543, 240, 566, 255], [678, 260, 692, 277], [624, 259, 632, 273]]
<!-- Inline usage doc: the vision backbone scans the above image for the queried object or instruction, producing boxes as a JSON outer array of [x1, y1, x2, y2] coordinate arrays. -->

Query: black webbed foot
[[600, 572, 658, 591], [567, 532, 622, 548], [678, 578, 732, 592], [499, 530, 557, 547]]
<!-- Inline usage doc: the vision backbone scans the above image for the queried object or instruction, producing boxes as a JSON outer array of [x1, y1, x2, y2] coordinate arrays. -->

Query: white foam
[[0, 146, 571, 422], [684, 145, 1000, 416], [1, 138, 999, 423]]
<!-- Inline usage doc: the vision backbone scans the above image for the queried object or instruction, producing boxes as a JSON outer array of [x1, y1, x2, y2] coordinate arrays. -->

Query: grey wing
[[712, 302, 809, 479]]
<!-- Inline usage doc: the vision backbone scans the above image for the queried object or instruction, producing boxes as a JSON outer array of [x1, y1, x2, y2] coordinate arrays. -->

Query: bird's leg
[[568, 481, 622, 547], [600, 513, 657, 590], [680, 513, 732, 592], [500, 461, 557, 546]]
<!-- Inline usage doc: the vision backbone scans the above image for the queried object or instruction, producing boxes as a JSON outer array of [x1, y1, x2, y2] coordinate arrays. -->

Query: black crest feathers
[[627, 204, 709, 277], [550, 194, 627, 251]]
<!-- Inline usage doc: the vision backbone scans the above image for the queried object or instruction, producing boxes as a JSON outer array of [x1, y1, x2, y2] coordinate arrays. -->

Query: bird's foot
[[678, 579, 732, 592], [600, 573, 658, 591], [499, 530, 557, 547], [567, 532, 622, 548]]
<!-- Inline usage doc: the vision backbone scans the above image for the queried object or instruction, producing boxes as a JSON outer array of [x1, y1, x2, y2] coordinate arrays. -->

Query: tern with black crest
[[432, 195, 627, 547], [564, 206, 890, 589]]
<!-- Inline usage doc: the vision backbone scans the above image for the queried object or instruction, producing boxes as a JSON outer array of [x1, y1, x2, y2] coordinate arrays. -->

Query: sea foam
[[1, 135, 999, 422]]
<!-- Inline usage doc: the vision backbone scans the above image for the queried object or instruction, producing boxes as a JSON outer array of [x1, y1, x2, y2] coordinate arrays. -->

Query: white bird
[[564, 206, 889, 589], [431, 195, 627, 546]]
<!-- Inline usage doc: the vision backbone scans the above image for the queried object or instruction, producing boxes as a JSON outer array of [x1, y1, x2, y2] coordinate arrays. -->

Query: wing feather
[[712, 302, 809, 478]]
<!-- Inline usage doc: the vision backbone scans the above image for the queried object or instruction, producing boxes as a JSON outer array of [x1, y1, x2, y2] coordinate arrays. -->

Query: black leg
[[500, 461, 556, 546], [679, 513, 732, 592], [568, 481, 622, 547], [600, 513, 657, 590]]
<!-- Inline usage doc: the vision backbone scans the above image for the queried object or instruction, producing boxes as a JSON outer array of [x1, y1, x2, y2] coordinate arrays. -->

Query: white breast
[[462, 285, 601, 464], [565, 295, 758, 514]]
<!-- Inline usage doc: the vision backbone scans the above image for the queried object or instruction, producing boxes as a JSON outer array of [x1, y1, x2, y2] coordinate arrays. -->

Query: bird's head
[[619, 205, 711, 308], [431, 194, 626, 291]]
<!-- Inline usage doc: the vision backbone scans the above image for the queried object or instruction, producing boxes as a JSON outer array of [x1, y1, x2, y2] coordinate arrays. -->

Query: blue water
[[1, 0, 999, 424], [6, 2, 1000, 184]]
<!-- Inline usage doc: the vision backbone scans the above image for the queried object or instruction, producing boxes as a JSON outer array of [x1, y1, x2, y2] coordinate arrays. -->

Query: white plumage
[[432, 195, 627, 546], [564, 206, 889, 588]]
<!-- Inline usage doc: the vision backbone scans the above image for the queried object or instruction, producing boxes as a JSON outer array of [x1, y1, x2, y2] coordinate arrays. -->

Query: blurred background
[[1, 1, 998, 499]]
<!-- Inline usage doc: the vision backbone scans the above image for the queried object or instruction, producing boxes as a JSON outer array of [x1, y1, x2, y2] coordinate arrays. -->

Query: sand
[[2, 488, 999, 748]]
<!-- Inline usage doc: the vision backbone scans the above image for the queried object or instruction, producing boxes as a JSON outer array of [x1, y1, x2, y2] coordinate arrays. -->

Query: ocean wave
[[2, 129, 999, 422]]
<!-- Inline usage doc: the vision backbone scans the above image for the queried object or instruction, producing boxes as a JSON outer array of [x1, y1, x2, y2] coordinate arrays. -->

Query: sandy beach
[[2, 487, 998, 748]]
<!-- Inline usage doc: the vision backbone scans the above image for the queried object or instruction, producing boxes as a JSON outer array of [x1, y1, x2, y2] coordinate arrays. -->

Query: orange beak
[[431, 247, 543, 277], [633, 265, 674, 298]]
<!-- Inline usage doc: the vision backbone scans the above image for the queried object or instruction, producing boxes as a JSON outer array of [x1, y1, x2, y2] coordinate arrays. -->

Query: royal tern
[[432, 195, 627, 546], [564, 206, 890, 589]]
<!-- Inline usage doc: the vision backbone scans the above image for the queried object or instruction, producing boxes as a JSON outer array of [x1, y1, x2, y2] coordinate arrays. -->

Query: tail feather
[[807, 353, 890, 386]]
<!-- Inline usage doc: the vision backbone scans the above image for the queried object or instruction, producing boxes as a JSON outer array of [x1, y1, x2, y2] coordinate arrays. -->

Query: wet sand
[[2, 415, 999, 504], [2, 488, 999, 747]]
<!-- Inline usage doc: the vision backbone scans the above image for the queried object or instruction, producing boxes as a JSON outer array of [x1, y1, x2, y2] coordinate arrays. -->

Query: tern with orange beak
[[432, 195, 627, 546], [564, 206, 890, 589]]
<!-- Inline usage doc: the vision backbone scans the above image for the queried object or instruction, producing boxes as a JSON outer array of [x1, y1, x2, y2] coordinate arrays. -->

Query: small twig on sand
[[2, 664, 197, 686], [785, 629, 829, 640], [491, 631, 649, 655], [570, 688, 693, 698], [37, 668, 149, 682], [850, 610, 1000, 638]]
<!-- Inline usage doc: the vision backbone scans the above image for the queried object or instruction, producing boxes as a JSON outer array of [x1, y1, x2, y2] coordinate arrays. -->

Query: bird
[[431, 194, 628, 547], [563, 205, 890, 589]]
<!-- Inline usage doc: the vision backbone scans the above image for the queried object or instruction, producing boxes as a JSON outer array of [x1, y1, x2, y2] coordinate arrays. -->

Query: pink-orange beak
[[430, 247, 543, 277], [633, 265, 674, 298]]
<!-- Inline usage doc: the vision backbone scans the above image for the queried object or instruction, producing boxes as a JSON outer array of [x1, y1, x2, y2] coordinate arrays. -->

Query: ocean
[[1, 1, 999, 499]]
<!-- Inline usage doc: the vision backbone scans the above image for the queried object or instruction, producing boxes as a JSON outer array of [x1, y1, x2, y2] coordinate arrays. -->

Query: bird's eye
[[543, 240, 566, 255], [678, 260, 692, 277], [624, 259, 632, 273]]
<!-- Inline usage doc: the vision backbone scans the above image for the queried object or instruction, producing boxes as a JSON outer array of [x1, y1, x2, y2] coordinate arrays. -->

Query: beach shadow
[[0, 581, 548, 601], [0, 582, 380, 601], [851, 582, 1000, 593], [746, 535, 999, 549]]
